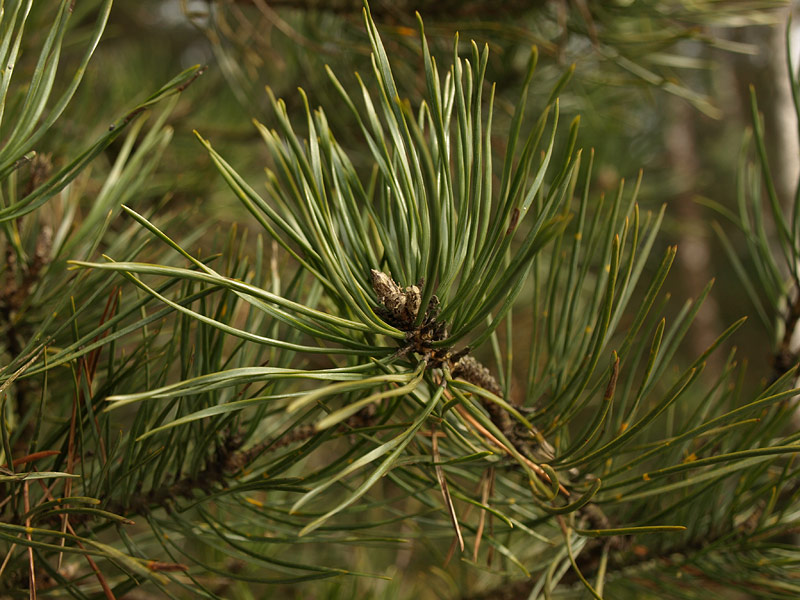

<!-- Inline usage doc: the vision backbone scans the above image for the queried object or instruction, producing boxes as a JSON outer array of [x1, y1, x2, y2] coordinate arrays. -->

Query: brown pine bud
[[370, 269, 422, 328]]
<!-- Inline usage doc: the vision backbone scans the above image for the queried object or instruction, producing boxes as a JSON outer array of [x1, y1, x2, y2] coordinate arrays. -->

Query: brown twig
[[473, 466, 494, 562], [32, 477, 117, 600], [84, 409, 378, 520], [432, 423, 464, 553], [1, 219, 53, 455], [772, 283, 800, 381], [1, 450, 60, 469], [454, 403, 569, 497]]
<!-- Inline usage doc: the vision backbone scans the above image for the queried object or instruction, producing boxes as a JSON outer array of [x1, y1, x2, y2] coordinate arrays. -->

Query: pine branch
[[464, 500, 800, 600]]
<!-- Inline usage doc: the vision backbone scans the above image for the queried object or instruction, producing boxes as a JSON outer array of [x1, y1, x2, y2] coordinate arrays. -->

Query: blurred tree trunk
[[727, 6, 800, 428], [662, 7, 799, 377], [729, 5, 799, 213], [665, 97, 724, 372]]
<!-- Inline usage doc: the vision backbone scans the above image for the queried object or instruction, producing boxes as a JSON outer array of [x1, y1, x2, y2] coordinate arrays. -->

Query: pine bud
[[370, 269, 422, 327]]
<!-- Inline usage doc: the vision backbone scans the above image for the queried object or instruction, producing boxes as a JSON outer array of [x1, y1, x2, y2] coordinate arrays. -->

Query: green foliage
[[0, 1, 798, 599]]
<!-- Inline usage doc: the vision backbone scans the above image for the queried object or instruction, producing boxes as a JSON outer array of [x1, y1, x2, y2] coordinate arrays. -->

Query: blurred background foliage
[[3, 0, 800, 598]]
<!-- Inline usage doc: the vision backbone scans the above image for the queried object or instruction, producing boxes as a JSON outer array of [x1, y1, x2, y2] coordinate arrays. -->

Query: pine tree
[[1, 2, 798, 599]]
